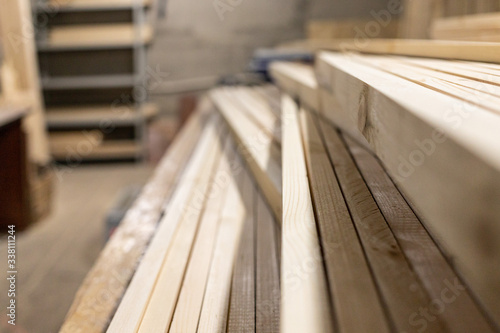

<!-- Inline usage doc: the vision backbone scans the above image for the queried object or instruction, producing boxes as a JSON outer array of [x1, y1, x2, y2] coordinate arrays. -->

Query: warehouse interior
[[1, 0, 500, 332]]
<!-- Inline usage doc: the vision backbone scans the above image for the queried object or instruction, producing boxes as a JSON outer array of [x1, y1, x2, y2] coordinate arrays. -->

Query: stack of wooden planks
[[272, 54, 500, 330], [62, 43, 500, 333], [61, 91, 281, 333], [281, 93, 494, 332]]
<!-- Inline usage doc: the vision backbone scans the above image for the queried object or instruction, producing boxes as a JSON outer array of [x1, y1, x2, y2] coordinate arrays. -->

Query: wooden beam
[[270, 61, 369, 147], [279, 38, 500, 64], [316, 51, 500, 326], [432, 12, 500, 41], [59, 103, 210, 333], [281, 94, 334, 333], [211, 89, 282, 221]]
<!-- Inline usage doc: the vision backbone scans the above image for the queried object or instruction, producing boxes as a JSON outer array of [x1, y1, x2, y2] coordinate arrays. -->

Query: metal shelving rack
[[34, 0, 157, 162]]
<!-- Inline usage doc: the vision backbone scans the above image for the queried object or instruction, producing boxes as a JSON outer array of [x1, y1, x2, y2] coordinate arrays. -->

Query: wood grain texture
[[255, 192, 280, 333], [168, 140, 237, 333], [343, 133, 495, 333], [227, 176, 256, 333], [196, 157, 251, 333], [299, 109, 390, 333], [137, 134, 230, 333], [316, 52, 500, 326], [59, 105, 209, 333], [107, 114, 224, 333], [281, 94, 334, 333], [318, 119, 445, 333], [211, 89, 282, 221]]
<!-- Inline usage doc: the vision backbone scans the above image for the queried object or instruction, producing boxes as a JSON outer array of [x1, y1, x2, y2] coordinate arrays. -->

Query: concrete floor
[[0, 164, 153, 333]]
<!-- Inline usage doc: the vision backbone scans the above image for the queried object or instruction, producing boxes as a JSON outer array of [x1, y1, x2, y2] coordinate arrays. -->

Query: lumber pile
[[273, 53, 500, 328], [281, 95, 493, 332], [62, 42, 500, 333]]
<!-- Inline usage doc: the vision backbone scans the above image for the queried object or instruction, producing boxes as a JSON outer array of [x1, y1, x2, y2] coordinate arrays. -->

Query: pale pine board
[[197, 157, 252, 332], [168, 140, 237, 333], [281, 94, 334, 333], [299, 108, 390, 333]]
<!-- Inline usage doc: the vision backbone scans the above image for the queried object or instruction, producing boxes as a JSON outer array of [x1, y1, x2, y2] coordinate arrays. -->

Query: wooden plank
[[255, 193, 280, 333], [168, 139, 237, 333], [227, 172, 256, 333], [137, 135, 231, 333], [278, 38, 500, 64], [391, 56, 500, 84], [298, 108, 390, 333], [316, 51, 500, 327], [211, 89, 282, 221], [229, 87, 281, 146], [270, 62, 319, 112], [318, 117, 445, 332], [270, 61, 370, 147], [307, 19, 399, 39], [343, 133, 495, 333], [432, 12, 500, 39], [59, 104, 209, 333], [281, 94, 334, 333], [352, 54, 500, 114], [107, 115, 224, 333], [197, 156, 252, 332]]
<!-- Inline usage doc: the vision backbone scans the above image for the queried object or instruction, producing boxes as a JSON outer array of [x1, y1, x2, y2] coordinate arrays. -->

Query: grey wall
[[148, 0, 391, 113]]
